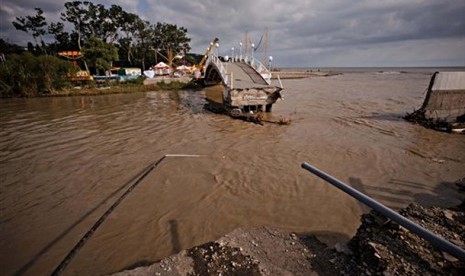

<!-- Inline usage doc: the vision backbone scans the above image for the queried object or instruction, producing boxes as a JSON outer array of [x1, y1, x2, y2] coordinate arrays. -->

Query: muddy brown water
[[1, 72, 464, 275]]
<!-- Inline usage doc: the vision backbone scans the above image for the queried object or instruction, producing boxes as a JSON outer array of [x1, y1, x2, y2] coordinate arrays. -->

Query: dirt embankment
[[113, 181, 465, 275]]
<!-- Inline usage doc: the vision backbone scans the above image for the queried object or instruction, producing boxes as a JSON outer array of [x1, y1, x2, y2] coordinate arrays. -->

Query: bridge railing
[[205, 52, 231, 87], [205, 51, 272, 87], [245, 57, 272, 85], [230, 56, 272, 85]]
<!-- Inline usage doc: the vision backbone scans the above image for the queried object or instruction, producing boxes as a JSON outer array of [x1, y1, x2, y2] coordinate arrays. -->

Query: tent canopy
[[153, 62, 170, 69], [176, 65, 192, 71]]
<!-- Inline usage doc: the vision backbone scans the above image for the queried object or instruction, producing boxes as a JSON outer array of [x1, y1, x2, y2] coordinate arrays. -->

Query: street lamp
[[239, 42, 243, 61], [269, 56, 273, 71], [215, 42, 219, 56], [251, 43, 255, 65], [231, 47, 235, 62]]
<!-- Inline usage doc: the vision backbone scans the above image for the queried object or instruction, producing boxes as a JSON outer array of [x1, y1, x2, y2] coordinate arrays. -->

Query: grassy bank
[[2, 79, 198, 98]]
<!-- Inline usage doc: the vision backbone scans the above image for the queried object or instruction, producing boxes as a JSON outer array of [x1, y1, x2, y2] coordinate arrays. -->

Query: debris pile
[[405, 110, 465, 133], [330, 203, 465, 275]]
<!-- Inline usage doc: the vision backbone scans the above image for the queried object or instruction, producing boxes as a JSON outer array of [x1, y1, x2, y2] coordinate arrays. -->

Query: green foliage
[[37, 55, 76, 91], [12, 8, 48, 54], [47, 22, 75, 52], [153, 22, 191, 54], [117, 13, 152, 68], [60, 1, 138, 49], [121, 76, 145, 85], [152, 22, 191, 66], [0, 39, 25, 55], [0, 53, 74, 97], [185, 53, 203, 66], [10, 2, 194, 79], [82, 36, 118, 75]]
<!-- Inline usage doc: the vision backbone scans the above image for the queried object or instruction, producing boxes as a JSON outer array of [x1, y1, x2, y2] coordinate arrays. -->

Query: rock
[[442, 251, 459, 263], [334, 242, 351, 254], [443, 210, 455, 221]]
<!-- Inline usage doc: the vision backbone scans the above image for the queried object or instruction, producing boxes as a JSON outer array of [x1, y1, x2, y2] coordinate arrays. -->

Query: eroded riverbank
[[113, 190, 465, 275]]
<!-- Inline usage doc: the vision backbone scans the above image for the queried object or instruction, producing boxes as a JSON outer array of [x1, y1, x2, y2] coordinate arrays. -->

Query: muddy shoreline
[[113, 179, 465, 275], [1, 71, 333, 98]]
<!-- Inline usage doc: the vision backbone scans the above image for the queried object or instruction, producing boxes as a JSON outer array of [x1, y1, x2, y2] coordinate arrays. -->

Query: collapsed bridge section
[[202, 45, 283, 118], [406, 71, 465, 133]]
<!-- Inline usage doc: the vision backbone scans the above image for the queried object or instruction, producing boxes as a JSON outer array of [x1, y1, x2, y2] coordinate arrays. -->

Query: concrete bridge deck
[[226, 62, 269, 88]]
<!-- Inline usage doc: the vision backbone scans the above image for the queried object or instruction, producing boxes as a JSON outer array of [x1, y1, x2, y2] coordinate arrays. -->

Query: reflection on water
[[1, 72, 464, 275]]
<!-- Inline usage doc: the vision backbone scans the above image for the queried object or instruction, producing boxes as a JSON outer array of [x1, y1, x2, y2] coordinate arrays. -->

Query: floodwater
[[1, 71, 464, 275]]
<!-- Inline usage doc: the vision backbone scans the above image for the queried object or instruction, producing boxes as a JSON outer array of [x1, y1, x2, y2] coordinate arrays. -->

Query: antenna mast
[[262, 27, 268, 66], [245, 31, 249, 60]]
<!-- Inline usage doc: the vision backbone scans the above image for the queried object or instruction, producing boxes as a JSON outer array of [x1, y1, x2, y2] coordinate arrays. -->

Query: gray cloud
[[1, 0, 464, 66]]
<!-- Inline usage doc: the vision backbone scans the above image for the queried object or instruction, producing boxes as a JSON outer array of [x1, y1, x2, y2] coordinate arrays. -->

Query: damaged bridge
[[202, 42, 283, 116]]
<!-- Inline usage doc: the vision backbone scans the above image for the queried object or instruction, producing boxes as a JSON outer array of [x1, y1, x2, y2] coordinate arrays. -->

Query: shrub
[[0, 53, 74, 97]]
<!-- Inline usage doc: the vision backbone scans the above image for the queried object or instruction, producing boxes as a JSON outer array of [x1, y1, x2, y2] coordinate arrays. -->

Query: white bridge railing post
[[206, 50, 231, 87], [205, 50, 272, 87]]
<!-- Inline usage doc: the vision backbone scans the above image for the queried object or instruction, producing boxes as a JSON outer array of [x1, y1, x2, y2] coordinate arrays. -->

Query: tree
[[61, 1, 91, 51], [134, 20, 156, 71], [82, 36, 118, 75], [47, 22, 75, 52], [12, 8, 48, 54], [60, 1, 126, 70], [61, 1, 121, 48], [10, 2, 192, 73], [152, 22, 191, 67], [0, 39, 25, 56], [117, 11, 140, 65], [84, 2, 119, 43], [117, 14, 155, 70], [94, 4, 120, 43]]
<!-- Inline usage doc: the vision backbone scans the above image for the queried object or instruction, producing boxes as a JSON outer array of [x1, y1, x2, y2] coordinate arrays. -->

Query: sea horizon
[[278, 66, 465, 74]]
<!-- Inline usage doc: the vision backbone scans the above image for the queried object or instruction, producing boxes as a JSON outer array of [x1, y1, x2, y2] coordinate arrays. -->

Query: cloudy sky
[[1, 0, 465, 67]]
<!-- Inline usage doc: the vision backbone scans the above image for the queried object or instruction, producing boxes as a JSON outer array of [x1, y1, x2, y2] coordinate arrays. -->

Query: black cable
[[50, 155, 167, 275]]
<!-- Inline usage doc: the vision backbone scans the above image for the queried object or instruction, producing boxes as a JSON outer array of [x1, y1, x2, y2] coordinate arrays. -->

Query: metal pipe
[[301, 162, 465, 261]]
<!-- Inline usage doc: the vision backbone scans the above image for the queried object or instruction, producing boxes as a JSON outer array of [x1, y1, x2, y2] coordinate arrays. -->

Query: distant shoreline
[[271, 71, 341, 79], [276, 66, 465, 74]]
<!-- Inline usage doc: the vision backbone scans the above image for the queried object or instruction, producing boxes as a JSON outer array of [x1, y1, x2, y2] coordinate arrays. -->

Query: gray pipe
[[301, 162, 465, 262]]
